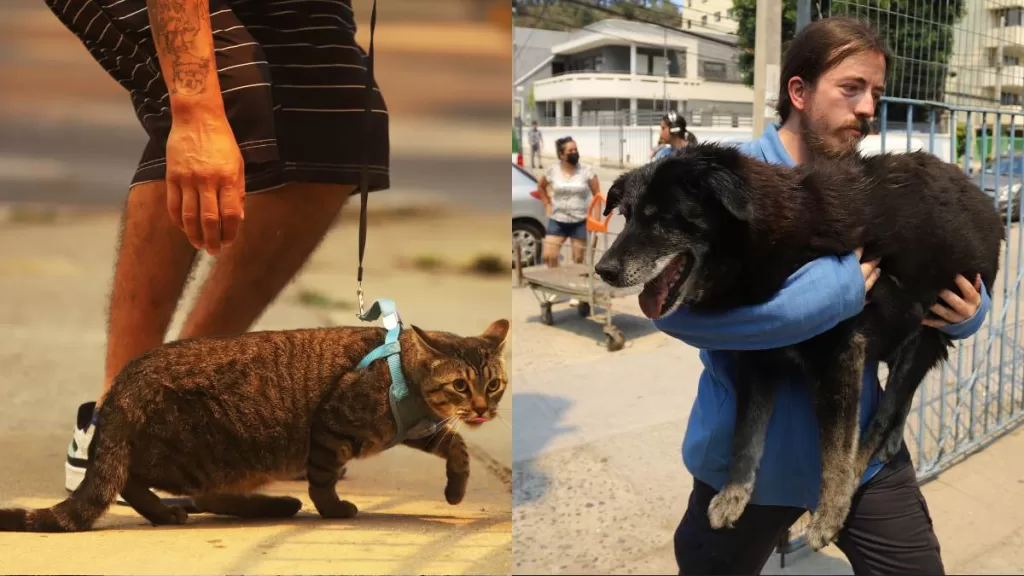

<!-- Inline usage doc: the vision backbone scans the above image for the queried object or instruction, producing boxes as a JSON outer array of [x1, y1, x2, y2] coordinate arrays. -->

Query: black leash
[[356, 0, 377, 317]]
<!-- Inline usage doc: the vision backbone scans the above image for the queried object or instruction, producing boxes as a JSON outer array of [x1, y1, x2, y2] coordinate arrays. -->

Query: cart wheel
[[577, 302, 591, 318], [605, 328, 626, 352], [540, 303, 554, 325]]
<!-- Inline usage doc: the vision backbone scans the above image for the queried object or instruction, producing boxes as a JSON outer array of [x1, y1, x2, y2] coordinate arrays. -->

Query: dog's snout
[[594, 258, 621, 285]]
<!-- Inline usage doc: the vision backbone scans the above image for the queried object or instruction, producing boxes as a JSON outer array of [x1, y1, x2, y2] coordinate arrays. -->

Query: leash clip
[[357, 280, 366, 317]]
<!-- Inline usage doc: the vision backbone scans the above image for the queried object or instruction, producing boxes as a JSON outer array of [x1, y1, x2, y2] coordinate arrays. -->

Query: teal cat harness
[[356, 299, 444, 448]]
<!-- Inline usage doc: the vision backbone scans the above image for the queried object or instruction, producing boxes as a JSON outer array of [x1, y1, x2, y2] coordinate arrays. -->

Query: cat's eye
[[452, 379, 469, 393], [486, 379, 502, 393]]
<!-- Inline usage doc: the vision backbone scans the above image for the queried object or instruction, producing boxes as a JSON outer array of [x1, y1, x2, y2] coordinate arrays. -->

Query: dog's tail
[[0, 410, 131, 532]]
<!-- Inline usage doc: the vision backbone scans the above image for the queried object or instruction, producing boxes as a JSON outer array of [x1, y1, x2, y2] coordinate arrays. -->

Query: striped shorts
[[44, 0, 390, 194]]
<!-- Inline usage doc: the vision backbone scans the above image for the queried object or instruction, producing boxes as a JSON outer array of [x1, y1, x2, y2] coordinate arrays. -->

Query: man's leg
[[65, 181, 198, 492], [103, 182, 200, 401], [834, 445, 944, 575], [674, 478, 805, 575]]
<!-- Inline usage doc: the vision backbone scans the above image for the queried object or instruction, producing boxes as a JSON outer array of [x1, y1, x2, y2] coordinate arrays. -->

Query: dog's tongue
[[638, 276, 669, 319]]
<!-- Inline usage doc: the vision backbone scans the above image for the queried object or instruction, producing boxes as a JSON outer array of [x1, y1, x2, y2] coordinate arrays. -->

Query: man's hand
[[923, 273, 984, 328], [145, 0, 244, 255], [854, 246, 882, 303], [165, 117, 245, 255]]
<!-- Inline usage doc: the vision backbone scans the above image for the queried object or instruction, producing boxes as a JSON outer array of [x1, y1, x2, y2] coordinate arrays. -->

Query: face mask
[[566, 153, 580, 165]]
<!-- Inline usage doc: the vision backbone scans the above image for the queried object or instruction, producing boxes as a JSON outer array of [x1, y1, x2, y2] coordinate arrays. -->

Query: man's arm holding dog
[[925, 274, 991, 339], [653, 250, 879, 351]]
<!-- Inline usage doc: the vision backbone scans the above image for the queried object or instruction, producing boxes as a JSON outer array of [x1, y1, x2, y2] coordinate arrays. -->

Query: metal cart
[[514, 193, 641, 352]]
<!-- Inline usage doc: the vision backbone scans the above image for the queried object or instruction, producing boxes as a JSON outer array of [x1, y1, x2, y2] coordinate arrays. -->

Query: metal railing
[[879, 98, 1024, 481]]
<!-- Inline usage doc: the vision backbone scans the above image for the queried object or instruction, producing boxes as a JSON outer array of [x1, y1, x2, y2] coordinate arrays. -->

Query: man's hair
[[776, 16, 892, 123]]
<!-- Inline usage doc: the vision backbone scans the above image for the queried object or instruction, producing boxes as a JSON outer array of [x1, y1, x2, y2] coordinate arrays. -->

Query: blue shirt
[[655, 123, 992, 510], [651, 145, 674, 162]]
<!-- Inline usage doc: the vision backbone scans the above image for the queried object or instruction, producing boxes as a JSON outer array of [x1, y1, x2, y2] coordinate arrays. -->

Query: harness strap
[[356, 0, 378, 317], [357, 299, 414, 445]]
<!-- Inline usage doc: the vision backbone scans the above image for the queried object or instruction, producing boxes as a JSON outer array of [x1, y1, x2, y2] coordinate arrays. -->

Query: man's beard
[[801, 111, 871, 161]]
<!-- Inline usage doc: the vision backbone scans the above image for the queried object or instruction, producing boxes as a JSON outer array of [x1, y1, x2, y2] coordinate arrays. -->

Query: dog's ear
[[604, 177, 624, 217], [602, 172, 626, 215], [706, 170, 752, 221]]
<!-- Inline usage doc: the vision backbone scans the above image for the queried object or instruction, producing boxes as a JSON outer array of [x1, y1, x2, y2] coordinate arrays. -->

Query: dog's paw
[[877, 428, 905, 463], [804, 506, 849, 551], [707, 483, 752, 530]]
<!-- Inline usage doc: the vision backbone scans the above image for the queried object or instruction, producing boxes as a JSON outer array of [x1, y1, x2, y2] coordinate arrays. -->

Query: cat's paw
[[707, 483, 752, 530], [150, 505, 188, 527], [318, 499, 358, 519], [445, 476, 467, 505]]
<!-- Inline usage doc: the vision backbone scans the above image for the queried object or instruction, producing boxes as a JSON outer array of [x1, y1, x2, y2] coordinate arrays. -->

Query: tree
[[732, 0, 966, 122]]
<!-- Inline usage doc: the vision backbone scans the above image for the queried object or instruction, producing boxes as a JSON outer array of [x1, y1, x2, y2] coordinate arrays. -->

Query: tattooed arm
[[146, 0, 245, 255]]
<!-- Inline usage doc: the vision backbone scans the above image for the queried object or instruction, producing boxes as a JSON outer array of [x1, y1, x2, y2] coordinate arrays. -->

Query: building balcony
[[987, 0, 1024, 11], [532, 71, 753, 105], [984, 25, 1024, 50], [977, 65, 1024, 89]]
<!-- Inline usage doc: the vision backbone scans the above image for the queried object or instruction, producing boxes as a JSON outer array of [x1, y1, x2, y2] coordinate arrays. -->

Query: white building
[[680, 0, 740, 35], [523, 19, 754, 128], [947, 0, 1024, 112]]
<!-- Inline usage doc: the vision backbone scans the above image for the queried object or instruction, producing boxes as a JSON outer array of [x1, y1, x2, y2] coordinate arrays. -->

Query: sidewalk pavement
[[0, 198, 511, 574], [510, 276, 1024, 575]]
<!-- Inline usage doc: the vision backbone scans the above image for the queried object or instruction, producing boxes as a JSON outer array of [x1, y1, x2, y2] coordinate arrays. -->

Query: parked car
[[973, 154, 1023, 223], [512, 162, 547, 266]]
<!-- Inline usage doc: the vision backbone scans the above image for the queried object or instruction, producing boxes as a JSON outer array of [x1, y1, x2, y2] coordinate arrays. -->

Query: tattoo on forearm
[[147, 0, 211, 96]]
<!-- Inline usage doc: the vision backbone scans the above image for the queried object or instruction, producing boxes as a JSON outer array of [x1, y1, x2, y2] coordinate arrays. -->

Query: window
[[715, 11, 721, 22], [702, 61, 728, 81], [701, 15, 708, 25], [1001, 91, 1021, 106], [686, 19, 692, 29], [1003, 8, 1024, 26]]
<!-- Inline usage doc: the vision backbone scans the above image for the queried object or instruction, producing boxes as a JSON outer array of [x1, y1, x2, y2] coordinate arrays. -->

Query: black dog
[[594, 142, 1004, 549]]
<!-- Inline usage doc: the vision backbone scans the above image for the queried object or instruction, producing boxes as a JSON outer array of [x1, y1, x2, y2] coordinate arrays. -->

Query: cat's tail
[[0, 410, 131, 532]]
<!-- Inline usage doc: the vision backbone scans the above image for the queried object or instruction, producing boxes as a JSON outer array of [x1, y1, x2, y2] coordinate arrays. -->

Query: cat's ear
[[481, 319, 510, 352], [408, 325, 444, 357]]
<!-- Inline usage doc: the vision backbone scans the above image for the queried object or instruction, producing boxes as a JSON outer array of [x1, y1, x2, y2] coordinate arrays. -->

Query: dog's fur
[[595, 142, 1004, 549]]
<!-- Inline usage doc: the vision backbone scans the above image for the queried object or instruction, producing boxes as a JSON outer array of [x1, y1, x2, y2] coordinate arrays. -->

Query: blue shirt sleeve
[[653, 252, 866, 351], [936, 281, 991, 340]]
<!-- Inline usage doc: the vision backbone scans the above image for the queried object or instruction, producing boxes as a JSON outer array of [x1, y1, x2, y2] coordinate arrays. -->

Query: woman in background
[[536, 136, 600, 268]]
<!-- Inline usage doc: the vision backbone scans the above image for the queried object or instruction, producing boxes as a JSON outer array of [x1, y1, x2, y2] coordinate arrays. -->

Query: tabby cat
[[0, 318, 509, 532]]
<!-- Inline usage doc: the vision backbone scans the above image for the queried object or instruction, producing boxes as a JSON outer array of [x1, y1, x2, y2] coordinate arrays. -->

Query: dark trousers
[[674, 446, 944, 575]]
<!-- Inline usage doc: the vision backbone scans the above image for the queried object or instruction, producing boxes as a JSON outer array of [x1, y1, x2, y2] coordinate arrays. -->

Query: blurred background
[[0, 1, 514, 573]]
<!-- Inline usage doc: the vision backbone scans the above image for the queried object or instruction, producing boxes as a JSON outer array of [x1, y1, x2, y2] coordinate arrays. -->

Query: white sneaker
[[65, 401, 129, 504]]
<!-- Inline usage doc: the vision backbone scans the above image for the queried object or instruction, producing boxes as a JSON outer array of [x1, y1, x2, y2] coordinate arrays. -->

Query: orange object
[[586, 192, 613, 232]]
